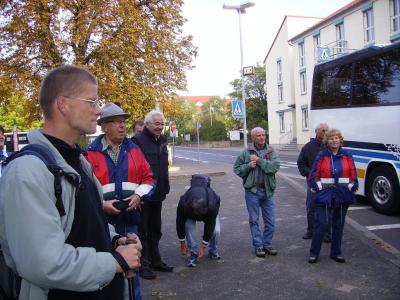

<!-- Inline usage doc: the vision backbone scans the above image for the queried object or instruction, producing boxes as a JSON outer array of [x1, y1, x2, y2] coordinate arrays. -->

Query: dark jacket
[[297, 138, 324, 178], [176, 175, 220, 243], [132, 127, 170, 202], [308, 148, 359, 206]]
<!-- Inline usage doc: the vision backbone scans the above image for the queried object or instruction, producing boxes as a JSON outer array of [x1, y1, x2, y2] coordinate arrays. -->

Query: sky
[[179, 0, 352, 98]]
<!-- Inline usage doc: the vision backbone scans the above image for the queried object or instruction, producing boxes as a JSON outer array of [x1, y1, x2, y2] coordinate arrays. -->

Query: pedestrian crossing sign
[[231, 99, 244, 118], [318, 47, 330, 62]]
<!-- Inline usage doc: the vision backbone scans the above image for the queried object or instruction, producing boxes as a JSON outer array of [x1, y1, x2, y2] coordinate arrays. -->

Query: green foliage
[[0, 94, 42, 132], [199, 118, 227, 141], [228, 63, 268, 134]]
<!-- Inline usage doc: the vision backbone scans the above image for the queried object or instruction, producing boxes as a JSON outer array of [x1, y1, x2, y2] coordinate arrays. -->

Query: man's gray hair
[[144, 110, 164, 124], [251, 127, 265, 137], [315, 122, 329, 132]]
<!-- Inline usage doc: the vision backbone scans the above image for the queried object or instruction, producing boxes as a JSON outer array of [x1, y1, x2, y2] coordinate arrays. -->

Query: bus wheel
[[367, 165, 400, 215]]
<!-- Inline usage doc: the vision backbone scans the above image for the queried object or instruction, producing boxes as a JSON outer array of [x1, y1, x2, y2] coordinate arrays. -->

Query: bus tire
[[367, 165, 400, 215]]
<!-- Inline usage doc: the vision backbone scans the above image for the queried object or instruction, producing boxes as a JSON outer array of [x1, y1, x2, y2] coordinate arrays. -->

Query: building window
[[298, 42, 305, 67], [313, 34, 320, 62], [301, 107, 309, 130], [391, 0, 400, 33], [364, 8, 375, 43], [279, 113, 285, 133], [278, 84, 283, 103], [300, 71, 307, 94], [277, 60, 282, 82], [336, 22, 345, 53]]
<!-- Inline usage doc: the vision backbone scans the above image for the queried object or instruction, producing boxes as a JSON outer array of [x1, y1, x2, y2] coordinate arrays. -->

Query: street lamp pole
[[223, 1, 255, 148]]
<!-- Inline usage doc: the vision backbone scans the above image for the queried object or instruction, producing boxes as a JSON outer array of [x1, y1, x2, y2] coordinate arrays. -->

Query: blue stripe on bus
[[346, 148, 400, 161], [353, 157, 370, 164]]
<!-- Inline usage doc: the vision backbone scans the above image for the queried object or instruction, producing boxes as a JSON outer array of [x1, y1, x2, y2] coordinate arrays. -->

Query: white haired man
[[234, 127, 280, 258], [132, 110, 173, 280]]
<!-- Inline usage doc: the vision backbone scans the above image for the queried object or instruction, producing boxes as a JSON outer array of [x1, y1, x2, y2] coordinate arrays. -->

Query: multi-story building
[[264, 0, 400, 148]]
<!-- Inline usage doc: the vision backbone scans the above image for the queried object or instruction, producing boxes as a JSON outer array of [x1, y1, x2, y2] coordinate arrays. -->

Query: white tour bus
[[310, 42, 400, 215]]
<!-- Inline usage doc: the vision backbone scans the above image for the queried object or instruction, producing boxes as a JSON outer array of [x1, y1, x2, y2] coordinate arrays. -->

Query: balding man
[[234, 127, 280, 258], [0, 65, 141, 300], [297, 123, 331, 242]]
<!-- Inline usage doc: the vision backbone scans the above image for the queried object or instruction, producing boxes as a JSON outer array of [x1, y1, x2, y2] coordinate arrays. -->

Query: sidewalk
[[141, 159, 400, 300]]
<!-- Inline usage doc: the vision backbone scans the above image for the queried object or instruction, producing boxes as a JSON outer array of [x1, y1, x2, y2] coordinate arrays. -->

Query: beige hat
[[97, 103, 130, 125]]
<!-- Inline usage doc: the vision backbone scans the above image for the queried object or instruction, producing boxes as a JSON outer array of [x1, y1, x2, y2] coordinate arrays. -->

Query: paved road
[[141, 158, 400, 299], [173, 146, 400, 259]]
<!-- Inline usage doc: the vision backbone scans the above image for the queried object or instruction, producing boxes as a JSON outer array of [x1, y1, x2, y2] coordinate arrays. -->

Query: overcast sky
[[179, 0, 351, 98]]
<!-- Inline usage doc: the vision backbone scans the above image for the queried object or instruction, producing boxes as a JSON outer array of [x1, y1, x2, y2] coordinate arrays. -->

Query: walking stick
[[125, 233, 138, 300]]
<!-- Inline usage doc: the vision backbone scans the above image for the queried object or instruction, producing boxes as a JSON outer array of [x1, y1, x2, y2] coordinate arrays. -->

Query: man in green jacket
[[233, 127, 280, 258]]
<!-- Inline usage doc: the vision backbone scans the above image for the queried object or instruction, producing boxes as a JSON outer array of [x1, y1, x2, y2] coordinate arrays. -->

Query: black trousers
[[139, 201, 163, 266]]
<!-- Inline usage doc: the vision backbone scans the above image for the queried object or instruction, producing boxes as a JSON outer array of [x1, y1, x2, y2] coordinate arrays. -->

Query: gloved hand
[[198, 244, 207, 258], [180, 241, 188, 256]]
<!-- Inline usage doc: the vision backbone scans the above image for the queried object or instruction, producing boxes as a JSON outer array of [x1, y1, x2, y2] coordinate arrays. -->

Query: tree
[[0, 0, 196, 125], [228, 64, 268, 134], [0, 94, 43, 132]]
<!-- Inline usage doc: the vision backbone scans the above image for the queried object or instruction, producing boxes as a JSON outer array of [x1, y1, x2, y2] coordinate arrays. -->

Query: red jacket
[[86, 135, 155, 226]]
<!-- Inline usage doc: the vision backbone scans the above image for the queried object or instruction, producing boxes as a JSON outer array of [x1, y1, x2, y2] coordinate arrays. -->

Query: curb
[[170, 171, 226, 180]]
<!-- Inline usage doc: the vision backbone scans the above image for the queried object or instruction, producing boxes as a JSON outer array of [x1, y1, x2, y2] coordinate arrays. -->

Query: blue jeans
[[185, 215, 221, 256], [114, 224, 141, 300], [310, 205, 348, 258], [245, 189, 275, 249]]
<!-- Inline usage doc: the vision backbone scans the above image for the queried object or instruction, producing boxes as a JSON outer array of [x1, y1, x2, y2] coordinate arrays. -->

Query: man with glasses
[[0, 65, 142, 300], [86, 103, 155, 298], [132, 110, 173, 280]]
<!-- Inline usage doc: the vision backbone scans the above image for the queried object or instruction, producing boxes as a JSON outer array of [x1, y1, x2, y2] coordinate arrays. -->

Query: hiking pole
[[125, 233, 138, 300]]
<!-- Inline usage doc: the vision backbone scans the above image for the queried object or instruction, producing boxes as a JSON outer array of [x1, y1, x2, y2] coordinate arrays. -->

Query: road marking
[[366, 224, 400, 231], [348, 206, 372, 211]]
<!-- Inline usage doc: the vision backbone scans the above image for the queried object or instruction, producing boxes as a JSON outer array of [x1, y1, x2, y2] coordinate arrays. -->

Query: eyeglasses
[[107, 120, 127, 126], [63, 96, 103, 109], [151, 122, 165, 127]]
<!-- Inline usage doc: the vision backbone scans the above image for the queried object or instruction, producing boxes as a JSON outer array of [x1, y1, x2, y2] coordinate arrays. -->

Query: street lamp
[[223, 1, 255, 148]]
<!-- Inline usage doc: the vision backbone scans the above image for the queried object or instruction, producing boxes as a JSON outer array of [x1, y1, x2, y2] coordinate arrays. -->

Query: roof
[[288, 0, 366, 43], [179, 96, 232, 106], [263, 15, 323, 64]]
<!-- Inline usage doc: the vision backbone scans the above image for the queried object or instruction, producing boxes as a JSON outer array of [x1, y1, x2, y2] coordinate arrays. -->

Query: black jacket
[[132, 127, 170, 202], [297, 138, 325, 178], [176, 175, 220, 243]]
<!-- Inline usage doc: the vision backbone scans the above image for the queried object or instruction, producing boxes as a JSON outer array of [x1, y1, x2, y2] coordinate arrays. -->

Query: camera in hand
[[113, 200, 130, 211]]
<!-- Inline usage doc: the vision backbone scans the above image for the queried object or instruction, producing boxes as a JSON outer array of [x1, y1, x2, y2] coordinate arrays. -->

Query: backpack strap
[[4, 144, 79, 217]]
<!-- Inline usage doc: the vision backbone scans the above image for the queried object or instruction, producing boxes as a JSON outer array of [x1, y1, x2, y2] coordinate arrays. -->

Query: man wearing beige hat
[[86, 103, 155, 299]]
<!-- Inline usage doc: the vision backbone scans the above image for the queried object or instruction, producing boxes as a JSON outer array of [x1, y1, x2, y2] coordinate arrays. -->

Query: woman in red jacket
[[308, 129, 358, 264]]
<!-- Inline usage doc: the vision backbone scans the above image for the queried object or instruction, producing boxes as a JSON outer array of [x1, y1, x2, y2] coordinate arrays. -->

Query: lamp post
[[223, 1, 255, 148]]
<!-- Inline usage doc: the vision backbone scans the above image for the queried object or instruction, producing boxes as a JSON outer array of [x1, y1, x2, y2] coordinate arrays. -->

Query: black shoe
[[139, 267, 157, 280], [330, 256, 345, 263], [302, 232, 312, 239], [152, 261, 174, 272], [264, 246, 278, 256], [255, 248, 266, 258], [323, 237, 332, 243], [308, 256, 318, 264]]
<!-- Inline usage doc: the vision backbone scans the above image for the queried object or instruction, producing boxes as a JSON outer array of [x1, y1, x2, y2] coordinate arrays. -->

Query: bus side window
[[313, 64, 352, 108], [353, 49, 400, 106]]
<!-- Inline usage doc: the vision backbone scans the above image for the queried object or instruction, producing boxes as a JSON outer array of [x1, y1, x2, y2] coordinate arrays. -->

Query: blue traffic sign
[[232, 99, 244, 118], [318, 47, 330, 62]]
